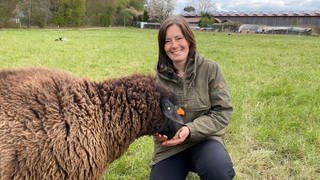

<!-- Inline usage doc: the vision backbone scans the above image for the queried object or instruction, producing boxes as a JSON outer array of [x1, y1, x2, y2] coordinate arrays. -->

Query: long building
[[183, 11, 320, 27]]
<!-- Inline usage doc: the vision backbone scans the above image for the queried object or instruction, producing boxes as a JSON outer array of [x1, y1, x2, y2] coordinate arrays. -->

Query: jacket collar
[[157, 52, 202, 84]]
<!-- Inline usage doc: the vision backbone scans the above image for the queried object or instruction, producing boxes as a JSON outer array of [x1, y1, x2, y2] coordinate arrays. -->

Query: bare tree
[[0, 0, 21, 27], [183, 6, 196, 13], [20, 0, 52, 27], [192, 0, 216, 14], [40, 0, 51, 26], [145, 0, 174, 22]]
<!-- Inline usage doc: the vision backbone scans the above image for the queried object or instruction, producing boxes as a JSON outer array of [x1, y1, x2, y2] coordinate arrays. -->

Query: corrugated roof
[[182, 11, 320, 17], [213, 10, 320, 17]]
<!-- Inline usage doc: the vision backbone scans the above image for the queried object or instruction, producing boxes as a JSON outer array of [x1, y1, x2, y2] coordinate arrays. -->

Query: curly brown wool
[[0, 68, 170, 179]]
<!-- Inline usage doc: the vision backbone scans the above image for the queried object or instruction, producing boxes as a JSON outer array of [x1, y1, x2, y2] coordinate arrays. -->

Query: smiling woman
[[151, 15, 235, 180]]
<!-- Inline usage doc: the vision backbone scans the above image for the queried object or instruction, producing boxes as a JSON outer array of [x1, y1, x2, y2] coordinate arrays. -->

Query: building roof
[[213, 11, 320, 17], [182, 10, 320, 17], [184, 17, 201, 24]]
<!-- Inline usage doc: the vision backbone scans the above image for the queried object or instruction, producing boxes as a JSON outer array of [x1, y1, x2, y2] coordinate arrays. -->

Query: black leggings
[[150, 139, 235, 180]]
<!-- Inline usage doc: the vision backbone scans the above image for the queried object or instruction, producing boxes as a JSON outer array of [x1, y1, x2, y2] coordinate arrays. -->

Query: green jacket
[[152, 52, 233, 165]]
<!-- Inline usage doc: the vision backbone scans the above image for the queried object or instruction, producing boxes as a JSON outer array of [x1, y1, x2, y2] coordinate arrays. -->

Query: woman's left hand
[[161, 126, 190, 147]]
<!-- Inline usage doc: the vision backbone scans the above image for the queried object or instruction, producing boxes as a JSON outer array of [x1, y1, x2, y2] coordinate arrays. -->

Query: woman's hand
[[153, 133, 168, 142], [156, 126, 190, 147]]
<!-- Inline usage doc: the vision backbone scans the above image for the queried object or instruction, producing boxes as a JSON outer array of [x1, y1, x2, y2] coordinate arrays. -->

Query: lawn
[[0, 27, 319, 179]]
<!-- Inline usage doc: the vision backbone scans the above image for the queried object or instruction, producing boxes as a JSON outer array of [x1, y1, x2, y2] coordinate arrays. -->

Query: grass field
[[0, 27, 319, 179]]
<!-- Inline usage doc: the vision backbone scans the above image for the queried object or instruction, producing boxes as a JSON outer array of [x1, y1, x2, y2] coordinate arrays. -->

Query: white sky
[[174, 0, 320, 13]]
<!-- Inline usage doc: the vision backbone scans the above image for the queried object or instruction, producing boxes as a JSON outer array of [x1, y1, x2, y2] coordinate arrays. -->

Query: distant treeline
[[0, 0, 148, 28]]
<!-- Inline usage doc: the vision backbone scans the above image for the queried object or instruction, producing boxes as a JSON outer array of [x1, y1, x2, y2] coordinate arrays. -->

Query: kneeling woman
[[150, 15, 236, 180]]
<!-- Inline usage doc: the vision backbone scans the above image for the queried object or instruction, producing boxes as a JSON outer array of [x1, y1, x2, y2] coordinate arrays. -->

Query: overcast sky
[[174, 0, 320, 13]]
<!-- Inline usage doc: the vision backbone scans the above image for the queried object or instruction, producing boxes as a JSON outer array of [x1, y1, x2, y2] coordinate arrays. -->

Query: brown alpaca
[[0, 68, 183, 179]]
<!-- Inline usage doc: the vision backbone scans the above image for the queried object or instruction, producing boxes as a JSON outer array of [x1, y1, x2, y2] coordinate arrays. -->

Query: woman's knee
[[197, 160, 235, 180], [150, 153, 189, 180], [191, 139, 235, 179]]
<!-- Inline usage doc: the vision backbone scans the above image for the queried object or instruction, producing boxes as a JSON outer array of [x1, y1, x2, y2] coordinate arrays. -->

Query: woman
[[150, 15, 235, 180]]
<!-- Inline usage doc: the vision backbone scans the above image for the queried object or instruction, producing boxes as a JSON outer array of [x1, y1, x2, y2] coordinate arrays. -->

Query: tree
[[0, 0, 144, 27], [192, 0, 216, 14], [113, 0, 144, 26], [129, 0, 144, 11], [19, 0, 52, 27], [128, 0, 145, 22], [52, 0, 86, 26], [145, 0, 174, 22], [199, 12, 214, 27], [0, 0, 21, 27], [85, 0, 143, 27], [183, 5, 195, 13], [85, 0, 114, 26]]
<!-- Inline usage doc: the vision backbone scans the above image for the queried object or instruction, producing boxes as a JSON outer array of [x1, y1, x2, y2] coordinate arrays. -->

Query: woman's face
[[164, 24, 190, 64]]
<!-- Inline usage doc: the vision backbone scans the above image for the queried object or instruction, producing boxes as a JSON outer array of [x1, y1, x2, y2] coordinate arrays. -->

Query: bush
[[199, 13, 214, 27], [310, 25, 320, 35]]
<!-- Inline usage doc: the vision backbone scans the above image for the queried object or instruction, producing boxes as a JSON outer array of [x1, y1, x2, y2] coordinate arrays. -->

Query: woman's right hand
[[153, 133, 168, 142], [154, 126, 190, 146]]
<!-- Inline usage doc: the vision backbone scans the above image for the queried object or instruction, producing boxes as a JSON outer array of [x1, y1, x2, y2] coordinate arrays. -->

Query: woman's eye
[[176, 36, 183, 40]]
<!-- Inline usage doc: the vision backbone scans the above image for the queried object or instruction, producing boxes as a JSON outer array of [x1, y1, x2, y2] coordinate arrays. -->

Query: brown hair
[[157, 15, 197, 71]]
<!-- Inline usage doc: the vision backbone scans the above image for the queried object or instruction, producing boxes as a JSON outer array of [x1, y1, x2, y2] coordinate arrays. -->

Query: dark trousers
[[150, 139, 235, 180]]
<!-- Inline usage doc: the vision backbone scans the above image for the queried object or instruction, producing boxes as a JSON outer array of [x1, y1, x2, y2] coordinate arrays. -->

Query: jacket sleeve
[[186, 64, 233, 141]]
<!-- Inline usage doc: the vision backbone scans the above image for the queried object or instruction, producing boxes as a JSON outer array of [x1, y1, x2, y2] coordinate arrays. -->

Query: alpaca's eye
[[167, 106, 171, 111]]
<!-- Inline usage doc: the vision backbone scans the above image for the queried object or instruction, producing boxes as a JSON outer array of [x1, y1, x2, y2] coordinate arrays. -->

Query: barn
[[213, 11, 320, 27], [182, 11, 320, 27]]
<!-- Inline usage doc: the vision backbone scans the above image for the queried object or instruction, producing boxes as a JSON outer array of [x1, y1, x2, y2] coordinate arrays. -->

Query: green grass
[[1, 28, 319, 179]]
